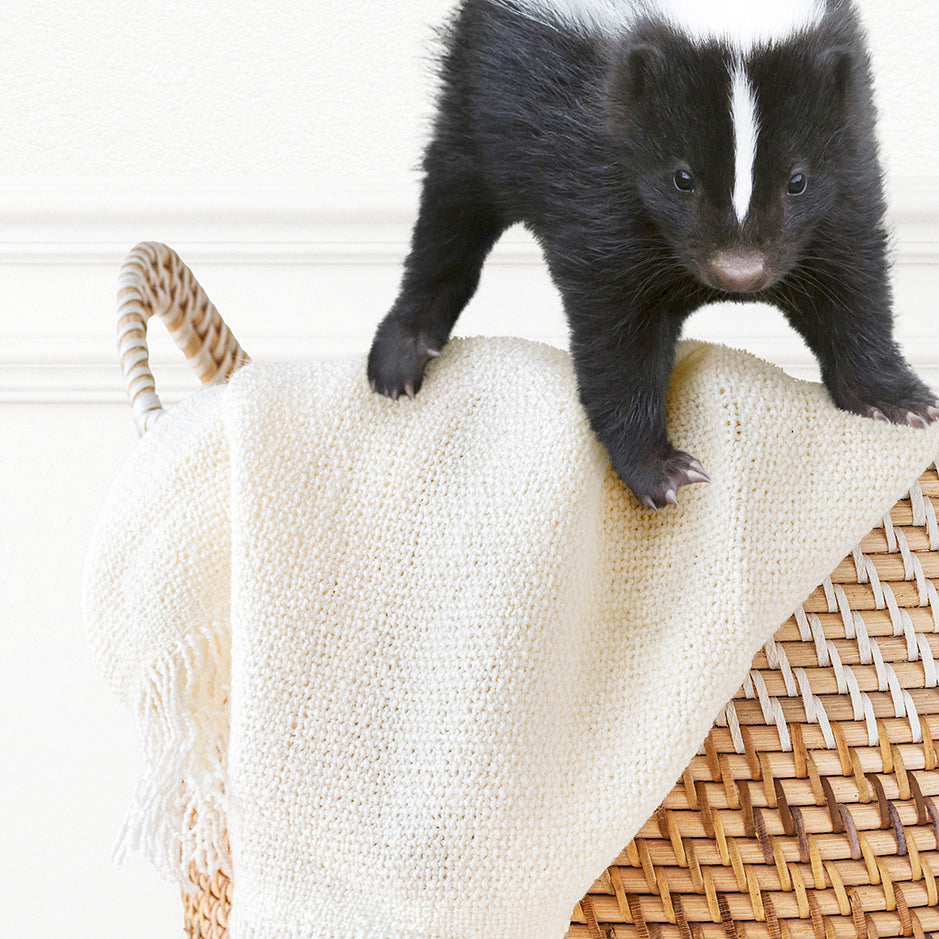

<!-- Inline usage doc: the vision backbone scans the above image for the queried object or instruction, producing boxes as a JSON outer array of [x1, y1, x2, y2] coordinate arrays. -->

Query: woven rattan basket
[[119, 242, 939, 939]]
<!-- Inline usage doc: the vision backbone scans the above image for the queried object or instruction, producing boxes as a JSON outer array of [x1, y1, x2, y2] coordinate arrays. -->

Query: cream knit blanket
[[83, 337, 939, 939]]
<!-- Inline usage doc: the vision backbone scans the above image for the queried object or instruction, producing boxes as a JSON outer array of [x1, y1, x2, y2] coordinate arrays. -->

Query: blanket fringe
[[114, 629, 231, 888]]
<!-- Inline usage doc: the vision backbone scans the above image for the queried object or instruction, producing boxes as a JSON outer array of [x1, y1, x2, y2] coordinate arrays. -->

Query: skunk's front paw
[[620, 448, 711, 511], [860, 397, 939, 429], [367, 322, 443, 400], [832, 376, 939, 429]]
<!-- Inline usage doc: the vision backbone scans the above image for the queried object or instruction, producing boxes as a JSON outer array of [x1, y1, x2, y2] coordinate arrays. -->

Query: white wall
[[0, 0, 450, 178], [2, 2, 938, 938], [0, 0, 936, 178]]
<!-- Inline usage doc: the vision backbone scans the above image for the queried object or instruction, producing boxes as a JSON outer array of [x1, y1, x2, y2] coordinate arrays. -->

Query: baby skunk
[[367, 0, 939, 509]]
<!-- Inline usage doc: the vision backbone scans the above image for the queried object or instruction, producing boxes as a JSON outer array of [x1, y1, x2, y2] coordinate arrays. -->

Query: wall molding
[[3, 174, 939, 404], [1, 174, 938, 262]]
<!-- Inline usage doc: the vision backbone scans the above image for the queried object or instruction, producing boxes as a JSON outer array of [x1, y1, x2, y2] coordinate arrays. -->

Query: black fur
[[368, 0, 937, 508]]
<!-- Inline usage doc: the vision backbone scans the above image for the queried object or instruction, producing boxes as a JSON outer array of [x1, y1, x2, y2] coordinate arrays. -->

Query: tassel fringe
[[114, 629, 231, 888]]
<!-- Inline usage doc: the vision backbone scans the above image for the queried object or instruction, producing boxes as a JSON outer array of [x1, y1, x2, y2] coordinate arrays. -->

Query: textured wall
[[0, 0, 450, 177], [0, 0, 934, 180], [860, 0, 939, 177]]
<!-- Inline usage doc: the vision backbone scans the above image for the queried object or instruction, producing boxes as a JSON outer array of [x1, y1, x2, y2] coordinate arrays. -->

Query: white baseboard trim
[[3, 174, 938, 404]]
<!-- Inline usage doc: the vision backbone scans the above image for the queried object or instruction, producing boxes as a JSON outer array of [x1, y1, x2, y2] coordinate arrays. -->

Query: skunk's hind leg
[[368, 154, 506, 400]]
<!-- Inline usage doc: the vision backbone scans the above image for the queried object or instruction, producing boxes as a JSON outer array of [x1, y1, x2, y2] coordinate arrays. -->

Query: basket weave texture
[[184, 866, 231, 939], [570, 471, 939, 939], [116, 243, 939, 939]]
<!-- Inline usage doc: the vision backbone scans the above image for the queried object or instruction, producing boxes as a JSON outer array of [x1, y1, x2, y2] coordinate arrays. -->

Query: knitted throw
[[82, 338, 939, 939]]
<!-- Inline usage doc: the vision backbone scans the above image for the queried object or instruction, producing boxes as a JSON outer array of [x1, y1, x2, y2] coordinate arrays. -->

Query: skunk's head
[[607, 3, 876, 295]]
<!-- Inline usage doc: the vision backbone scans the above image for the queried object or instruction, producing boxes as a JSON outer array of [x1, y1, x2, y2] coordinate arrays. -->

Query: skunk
[[367, 0, 938, 509]]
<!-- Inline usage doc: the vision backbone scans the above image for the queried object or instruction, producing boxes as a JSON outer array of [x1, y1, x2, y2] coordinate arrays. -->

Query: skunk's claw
[[683, 458, 712, 485], [627, 449, 712, 511], [861, 397, 939, 428]]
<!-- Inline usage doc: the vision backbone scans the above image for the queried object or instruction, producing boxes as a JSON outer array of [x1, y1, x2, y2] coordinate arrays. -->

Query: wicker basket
[[116, 241, 249, 435], [119, 242, 939, 939]]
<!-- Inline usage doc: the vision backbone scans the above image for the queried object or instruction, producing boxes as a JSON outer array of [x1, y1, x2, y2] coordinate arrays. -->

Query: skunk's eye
[[673, 170, 695, 192], [788, 172, 807, 196]]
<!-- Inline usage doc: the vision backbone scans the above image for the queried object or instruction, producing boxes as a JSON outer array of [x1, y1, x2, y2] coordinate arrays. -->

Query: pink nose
[[707, 250, 768, 293]]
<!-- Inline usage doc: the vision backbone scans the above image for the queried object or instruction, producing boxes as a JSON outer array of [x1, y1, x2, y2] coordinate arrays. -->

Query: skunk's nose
[[706, 250, 768, 293]]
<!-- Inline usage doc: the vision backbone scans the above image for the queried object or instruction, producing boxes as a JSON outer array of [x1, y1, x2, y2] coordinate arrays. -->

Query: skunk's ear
[[622, 43, 665, 100], [606, 41, 665, 133], [818, 46, 853, 99]]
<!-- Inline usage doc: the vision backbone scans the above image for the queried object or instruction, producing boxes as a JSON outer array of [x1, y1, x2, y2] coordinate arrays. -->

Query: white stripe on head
[[730, 60, 759, 225], [499, 0, 827, 45], [653, 0, 826, 48]]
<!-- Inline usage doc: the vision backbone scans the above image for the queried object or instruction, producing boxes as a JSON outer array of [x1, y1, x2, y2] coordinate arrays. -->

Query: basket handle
[[116, 242, 250, 435]]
